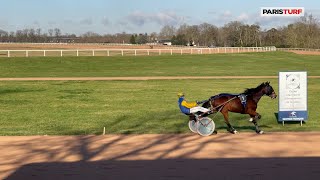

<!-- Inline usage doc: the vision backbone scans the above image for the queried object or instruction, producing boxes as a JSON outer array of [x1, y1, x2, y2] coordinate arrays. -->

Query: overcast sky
[[0, 0, 319, 35]]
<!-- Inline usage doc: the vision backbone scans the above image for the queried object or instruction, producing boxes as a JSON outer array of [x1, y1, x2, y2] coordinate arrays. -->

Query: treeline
[[0, 14, 319, 48]]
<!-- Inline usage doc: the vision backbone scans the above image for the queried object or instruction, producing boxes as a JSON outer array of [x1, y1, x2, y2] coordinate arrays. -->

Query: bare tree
[[159, 25, 176, 40]]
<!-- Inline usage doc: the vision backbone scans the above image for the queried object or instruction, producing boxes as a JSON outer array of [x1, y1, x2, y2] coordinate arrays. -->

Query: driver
[[177, 92, 210, 118]]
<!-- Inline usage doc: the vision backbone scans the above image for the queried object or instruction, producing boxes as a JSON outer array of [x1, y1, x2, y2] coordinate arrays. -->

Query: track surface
[[1, 133, 320, 180]]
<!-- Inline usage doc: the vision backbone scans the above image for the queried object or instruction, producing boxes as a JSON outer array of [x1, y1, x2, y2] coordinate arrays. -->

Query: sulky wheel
[[188, 120, 198, 133], [197, 117, 215, 136]]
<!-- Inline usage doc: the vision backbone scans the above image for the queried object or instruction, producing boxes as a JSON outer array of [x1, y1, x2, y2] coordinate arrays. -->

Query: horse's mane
[[243, 82, 269, 95]]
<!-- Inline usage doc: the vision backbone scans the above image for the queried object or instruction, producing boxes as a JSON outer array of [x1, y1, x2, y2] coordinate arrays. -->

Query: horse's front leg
[[222, 111, 237, 134], [250, 113, 263, 134]]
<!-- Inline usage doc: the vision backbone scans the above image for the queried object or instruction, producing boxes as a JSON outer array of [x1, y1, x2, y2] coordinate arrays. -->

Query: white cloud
[[80, 18, 93, 25], [222, 10, 232, 18], [237, 13, 249, 22], [125, 11, 186, 27], [101, 17, 111, 26]]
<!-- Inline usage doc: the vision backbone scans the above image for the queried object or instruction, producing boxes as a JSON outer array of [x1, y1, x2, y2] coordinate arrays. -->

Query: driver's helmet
[[177, 92, 184, 98]]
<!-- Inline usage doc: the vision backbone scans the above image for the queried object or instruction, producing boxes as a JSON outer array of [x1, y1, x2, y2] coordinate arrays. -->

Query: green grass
[[0, 51, 320, 77], [0, 51, 319, 135], [0, 79, 319, 135]]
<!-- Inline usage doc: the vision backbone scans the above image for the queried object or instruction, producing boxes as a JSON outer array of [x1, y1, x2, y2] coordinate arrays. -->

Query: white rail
[[0, 47, 276, 58]]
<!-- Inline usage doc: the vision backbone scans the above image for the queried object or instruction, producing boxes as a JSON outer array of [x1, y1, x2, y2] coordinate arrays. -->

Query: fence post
[[92, 50, 95, 56], [209, 48, 211, 54], [224, 48, 227, 53], [44, 50, 46, 57], [107, 50, 110, 56], [135, 50, 137, 56], [181, 49, 183, 55], [121, 50, 124, 56], [147, 50, 150, 55], [26, 50, 28, 57], [171, 49, 173, 55], [8, 50, 10, 57], [61, 50, 63, 57], [191, 49, 192, 54], [159, 49, 161, 55], [77, 50, 79, 57]]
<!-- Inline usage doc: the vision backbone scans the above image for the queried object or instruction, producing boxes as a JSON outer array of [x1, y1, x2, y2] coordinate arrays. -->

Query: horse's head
[[262, 82, 277, 99]]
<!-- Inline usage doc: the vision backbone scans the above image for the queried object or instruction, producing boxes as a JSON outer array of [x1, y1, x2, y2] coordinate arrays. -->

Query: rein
[[202, 96, 238, 125], [210, 96, 238, 110]]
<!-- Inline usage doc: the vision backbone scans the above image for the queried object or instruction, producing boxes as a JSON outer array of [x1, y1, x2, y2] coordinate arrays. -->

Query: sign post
[[278, 71, 308, 126]]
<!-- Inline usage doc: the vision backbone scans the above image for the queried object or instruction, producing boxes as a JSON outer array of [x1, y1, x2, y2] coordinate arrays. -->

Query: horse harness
[[209, 94, 247, 112]]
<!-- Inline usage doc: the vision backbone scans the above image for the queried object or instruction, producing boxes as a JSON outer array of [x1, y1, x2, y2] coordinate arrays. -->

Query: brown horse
[[202, 82, 277, 134]]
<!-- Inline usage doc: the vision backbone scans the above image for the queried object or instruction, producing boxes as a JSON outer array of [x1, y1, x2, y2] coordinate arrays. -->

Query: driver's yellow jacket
[[178, 96, 197, 114]]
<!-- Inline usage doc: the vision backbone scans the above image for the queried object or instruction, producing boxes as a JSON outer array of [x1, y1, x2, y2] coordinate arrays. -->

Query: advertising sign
[[278, 72, 308, 124]]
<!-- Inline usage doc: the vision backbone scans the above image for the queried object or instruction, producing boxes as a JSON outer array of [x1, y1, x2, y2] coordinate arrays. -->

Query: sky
[[0, 0, 319, 35]]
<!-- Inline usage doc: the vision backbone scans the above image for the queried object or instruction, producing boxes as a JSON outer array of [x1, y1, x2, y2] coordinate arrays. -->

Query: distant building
[[158, 39, 172, 46]]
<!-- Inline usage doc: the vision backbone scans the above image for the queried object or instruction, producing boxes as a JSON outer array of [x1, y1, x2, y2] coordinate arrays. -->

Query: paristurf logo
[[261, 7, 305, 17]]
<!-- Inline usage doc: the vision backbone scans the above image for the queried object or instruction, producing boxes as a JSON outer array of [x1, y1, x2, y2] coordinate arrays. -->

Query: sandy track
[[1, 133, 320, 180]]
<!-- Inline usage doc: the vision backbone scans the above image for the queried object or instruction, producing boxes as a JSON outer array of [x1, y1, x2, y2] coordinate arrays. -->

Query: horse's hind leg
[[222, 111, 237, 134]]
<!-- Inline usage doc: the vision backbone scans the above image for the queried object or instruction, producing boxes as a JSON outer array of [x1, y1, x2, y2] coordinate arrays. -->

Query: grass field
[[1, 51, 320, 77], [0, 51, 319, 135]]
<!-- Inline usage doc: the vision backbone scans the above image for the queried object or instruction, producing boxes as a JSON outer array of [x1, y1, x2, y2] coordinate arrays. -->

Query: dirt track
[[1, 133, 320, 180]]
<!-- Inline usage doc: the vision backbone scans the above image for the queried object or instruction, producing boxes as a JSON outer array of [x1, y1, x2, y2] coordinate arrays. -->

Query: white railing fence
[[0, 47, 276, 58]]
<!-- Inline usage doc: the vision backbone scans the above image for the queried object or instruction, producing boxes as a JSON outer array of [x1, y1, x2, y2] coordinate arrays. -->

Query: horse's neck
[[251, 91, 264, 103]]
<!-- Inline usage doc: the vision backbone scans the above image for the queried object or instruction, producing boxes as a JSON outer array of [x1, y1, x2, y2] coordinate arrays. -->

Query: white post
[[201, 49, 203, 54], [191, 49, 193, 54], [61, 50, 63, 57], [181, 49, 183, 55], [171, 49, 173, 55], [8, 50, 10, 57], [44, 50, 46, 57], [147, 50, 150, 55], [92, 50, 95, 56], [121, 50, 124, 56], [159, 49, 161, 55], [107, 50, 110, 56], [26, 50, 28, 57], [218, 48, 220, 53], [209, 48, 211, 54], [77, 50, 79, 57], [238, 47, 240, 53], [224, 48, 227, 53], [135, 50, 137, 56]]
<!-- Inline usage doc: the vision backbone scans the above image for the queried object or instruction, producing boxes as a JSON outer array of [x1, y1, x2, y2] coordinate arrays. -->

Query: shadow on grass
[[0, 88, 46, 95]]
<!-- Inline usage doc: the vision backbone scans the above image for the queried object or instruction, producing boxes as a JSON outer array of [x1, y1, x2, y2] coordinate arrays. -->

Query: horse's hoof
[[256, 130, 264, 134], [213, 130, 218, 135], [232, 130, 238, 134]]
